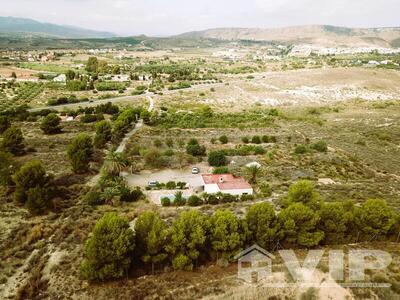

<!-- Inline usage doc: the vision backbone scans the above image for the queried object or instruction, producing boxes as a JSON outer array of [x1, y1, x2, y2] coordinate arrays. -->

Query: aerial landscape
[[0, 1, 399, 299]]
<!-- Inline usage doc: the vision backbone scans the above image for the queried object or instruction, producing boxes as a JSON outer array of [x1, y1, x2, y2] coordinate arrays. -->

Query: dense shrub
[[208, 151, 228, 167], [294, 144, 308, 154], [1, 127, 25, 155], [187, 195, 203, 206], [219, 135, 228, 144], [311, 140, 328, 152], [251, 136, 261, 144], [213, 166, 229, 174], [95, 81, 126, 91], [40, 113, 61, 134], [161, 197, 171, 207], [81, 213, 135, 281], [241, 137, 249, 144], [0, 115, 10, 134], [186, 139, 206, 156]]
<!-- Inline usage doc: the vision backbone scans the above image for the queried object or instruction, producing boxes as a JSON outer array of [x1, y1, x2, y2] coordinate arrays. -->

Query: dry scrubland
[[0, 46, 400, 299]]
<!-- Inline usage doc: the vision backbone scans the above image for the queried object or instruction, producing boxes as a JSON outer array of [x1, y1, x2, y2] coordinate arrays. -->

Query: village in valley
[[0, 11, 400, 300]]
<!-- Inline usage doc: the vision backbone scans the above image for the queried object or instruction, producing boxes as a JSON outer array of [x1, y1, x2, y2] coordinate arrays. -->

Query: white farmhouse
[[201, 174, 253, 196]]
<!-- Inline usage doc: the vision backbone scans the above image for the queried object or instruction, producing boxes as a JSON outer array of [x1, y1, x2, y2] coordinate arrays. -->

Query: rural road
[[115, 95, 154, 153]]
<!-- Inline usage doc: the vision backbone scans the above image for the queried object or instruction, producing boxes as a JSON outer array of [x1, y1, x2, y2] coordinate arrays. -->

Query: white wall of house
[[204, 184, 220, 194], [221, 188, 254, 196]]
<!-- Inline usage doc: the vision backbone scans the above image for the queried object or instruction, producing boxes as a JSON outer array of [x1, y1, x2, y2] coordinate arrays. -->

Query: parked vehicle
[[191, 167, 200, 174], [148, 180, 159, 187]]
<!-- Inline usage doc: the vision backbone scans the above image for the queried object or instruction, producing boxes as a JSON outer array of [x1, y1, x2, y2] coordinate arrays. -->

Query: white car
[[148, 180, 159, 187], [191, 167, 200, 174]]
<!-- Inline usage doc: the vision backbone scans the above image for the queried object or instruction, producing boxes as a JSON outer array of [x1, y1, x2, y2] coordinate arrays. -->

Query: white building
[[201, 174, 253, 196]]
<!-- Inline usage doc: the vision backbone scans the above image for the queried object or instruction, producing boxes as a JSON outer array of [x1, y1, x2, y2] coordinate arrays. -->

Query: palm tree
[[245, 165, 261, 184], [104, 149, 130, 177]]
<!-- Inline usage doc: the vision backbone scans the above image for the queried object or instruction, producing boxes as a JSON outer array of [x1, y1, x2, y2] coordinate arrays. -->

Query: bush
[[262, 135, 269, 143], [80, 114, 99, 123], [80, 213, 135, 281], [67, 134, 93, 173], [294, 144, 308, 154], [40, 113, 61, 134], [186, 139, 206, 157], [173, 191, 186, 206], [251, 136, 261, 144], [166, 181, 176, 190], [213, 166, 229, 174], [1, 127, 25, 155], [219, 135, 228, 144], [259, 182, 272, 197], [0, 115, 10, 134], [241, 137, 249, 144], [84, 190, 104, 206], [254, 146, 266, 155], [187, 195, 202, 206], [208, 151, 228, 167], [161, 197, 171, 207], [311, 140, 328, 152]]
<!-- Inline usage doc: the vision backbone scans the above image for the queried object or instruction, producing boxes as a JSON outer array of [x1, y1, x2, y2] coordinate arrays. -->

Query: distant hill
[[177, 25, 400, 48], [0, 16, 115, 39]]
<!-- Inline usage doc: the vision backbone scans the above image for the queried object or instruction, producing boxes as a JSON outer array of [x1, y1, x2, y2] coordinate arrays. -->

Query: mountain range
[[0, 16, 115, 39], [1, 16, 399, 48], [177, 25, 400, 48]]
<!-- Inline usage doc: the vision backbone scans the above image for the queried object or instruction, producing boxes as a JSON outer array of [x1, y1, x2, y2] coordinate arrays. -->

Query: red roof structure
[[201, 174, 252, 190]]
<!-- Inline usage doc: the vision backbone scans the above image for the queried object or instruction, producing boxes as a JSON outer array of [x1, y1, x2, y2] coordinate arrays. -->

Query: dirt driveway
[[124, 162, 212, 205]]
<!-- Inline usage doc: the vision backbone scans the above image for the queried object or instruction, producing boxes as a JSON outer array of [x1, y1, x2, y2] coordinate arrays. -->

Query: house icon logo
[[234, 244, 275, 284]]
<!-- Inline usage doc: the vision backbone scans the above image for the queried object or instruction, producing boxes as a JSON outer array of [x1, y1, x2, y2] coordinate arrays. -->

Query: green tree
[[357, 199, 395, 238], [285, 180, 321, 209], [65, 70, 76, 80], [318, 201, 353, 244], [166, 210, 208, 270], [219, 135, 228, 144], [245, 202, 282, 250], [210, 210, 243, 260], [186, 139, 206, 157], [278, 203, 324, 247], [0, 115, 10, 134], [40, 113, 61, 134], [11, 72, 17, 79], [67, 133, 93, 173], [135, 212, 168, 273], [94, 120, 112, 148], [81, 213, 135, 281], [208, 151, 228, 167], [86, 57, 99, 73], [1, 127, 25, 155], [12, 160, 52, 214]]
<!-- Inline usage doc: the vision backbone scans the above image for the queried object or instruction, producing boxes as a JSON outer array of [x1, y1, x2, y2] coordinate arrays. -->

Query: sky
[[1, 0, 399, 36]]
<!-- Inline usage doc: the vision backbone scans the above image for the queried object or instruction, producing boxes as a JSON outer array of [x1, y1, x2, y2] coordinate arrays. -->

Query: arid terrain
[[0, 23, 400, 300]]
